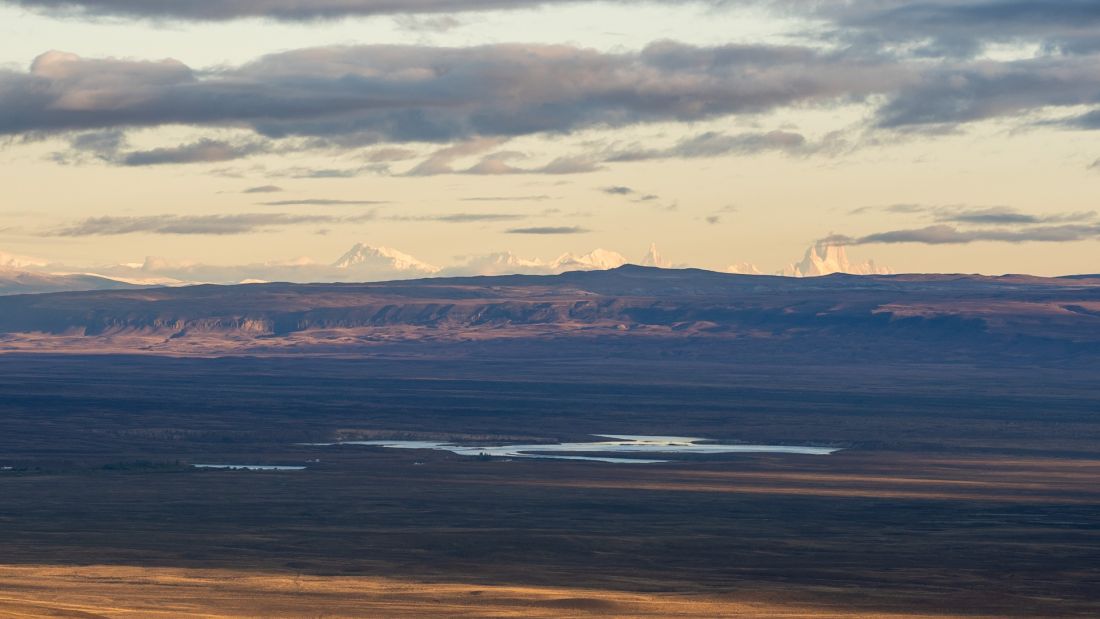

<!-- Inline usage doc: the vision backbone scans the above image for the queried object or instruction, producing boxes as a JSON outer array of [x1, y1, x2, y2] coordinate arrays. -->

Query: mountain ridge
[[0, 266, 1096, 358]]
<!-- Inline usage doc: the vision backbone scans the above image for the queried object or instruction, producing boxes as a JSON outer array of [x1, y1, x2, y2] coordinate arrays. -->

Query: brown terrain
[[0, 267, 1097, 617], [0, 266, 1096, 356]]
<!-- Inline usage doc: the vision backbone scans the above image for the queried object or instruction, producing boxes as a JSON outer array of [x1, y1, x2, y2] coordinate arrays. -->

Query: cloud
[[460, 195, 552, 202], [434, 213, 522, 223], [1, 44, 902, 143], [243, 185, 283, 193], [850, 203, 1097, 225], [597, 185, 664, 205], [527, 156, 603, 175], [55, 131, 267, 167], [87, 254, 414, 285], [405, 145, 605, 176], [47, 212, 376, 236], [10, 0, 653, 21], [874, 55, 1100, 129], [119, 139, 267, 166], [506, 226, 588, 234], [260, 199, 387, 206], [599, 129, 833, 167], [816, 1, 1100, 58], [459, 150, 528, 175], [20, 0, 1098, 63], [60, 129, 126, 162], [848, 203, 927, 215], [387, 213, 524, 223], [607, 130, 810, 162], [363, 147, 418, 163], [937, 206, 1096, 226], [405, 138, 505, 176], [825, 223, 1100, 245], [393, 14, 465, 32], [1066, 108, 1100, 130], [11, 25, 1100, 173], [280, 167, 374, 178]]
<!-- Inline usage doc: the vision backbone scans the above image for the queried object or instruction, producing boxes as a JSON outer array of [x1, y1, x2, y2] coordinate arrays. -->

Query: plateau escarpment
[[0, 266, 1097, 357]]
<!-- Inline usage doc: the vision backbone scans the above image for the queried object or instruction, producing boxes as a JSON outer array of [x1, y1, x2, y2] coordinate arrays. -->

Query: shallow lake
[[305, 435, 839, 464], [193, 464, 307, 471]]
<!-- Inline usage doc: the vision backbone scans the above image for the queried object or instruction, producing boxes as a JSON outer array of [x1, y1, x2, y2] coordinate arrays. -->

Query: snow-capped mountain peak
[[640, 242, 671, 268], [782, 243, 892, 277], [333, 243, 440, 274], [727, 262, 763, 275], [552, 248, 629, 271]]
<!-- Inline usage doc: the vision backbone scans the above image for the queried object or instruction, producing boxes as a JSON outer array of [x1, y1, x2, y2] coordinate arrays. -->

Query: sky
[[1, 0, 1099, 279]]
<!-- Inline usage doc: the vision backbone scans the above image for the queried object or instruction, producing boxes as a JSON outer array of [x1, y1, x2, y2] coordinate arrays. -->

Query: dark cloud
[[874, 56, 1100, 129], [15, 0, 1100, 61], [64, 129, 126, 161], [8, 24, 1100, 170], [242, 185, 283, 193], [850, 203, 1097, 225], [119, 139, 267, 166], [0, 44, 901, 142], [406, 143, 605, 176], [816, 0, 1100, 58], [10, 0, 647, 20], [598, 186, 663, 204], [824, 223, 1100, 245], [363, 147, 419, 162], [937, 207, 1097, 226], [642, 130, 801, 159], [55, 131, 266, 167], [506, 226, 588, 235], [48, 212, 375, 236], [605, 130, 813, 162], [393, 14, 465, 32], [261, 199, 387, 206]]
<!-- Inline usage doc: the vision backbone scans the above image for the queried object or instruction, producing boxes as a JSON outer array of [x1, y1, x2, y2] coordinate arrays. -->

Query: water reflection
[[193, 464, 307, 471], [306, 435, 839, 464]]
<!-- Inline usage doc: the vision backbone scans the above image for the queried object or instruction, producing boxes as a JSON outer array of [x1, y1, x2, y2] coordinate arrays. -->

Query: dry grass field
[[1, 350, 1097, 617], [0, 565, 1002, 619]]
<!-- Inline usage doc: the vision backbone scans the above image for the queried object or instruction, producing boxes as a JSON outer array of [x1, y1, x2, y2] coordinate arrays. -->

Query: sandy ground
[[0, 565, 987, 619]]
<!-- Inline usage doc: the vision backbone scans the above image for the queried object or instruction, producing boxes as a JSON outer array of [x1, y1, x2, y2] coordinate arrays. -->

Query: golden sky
[[1, 1, 1098, 278]]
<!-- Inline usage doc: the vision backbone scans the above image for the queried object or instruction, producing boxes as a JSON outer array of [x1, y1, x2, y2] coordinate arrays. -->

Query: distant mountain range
[[0, 269, 143, 296], [0, 242, 893, 296], [0, 266, 1096, 359]]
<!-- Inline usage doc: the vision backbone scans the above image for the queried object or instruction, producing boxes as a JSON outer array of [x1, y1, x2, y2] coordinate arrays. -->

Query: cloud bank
[[826, 224, 1100, 246], [9, 0, 667, 20], [1, 44, 902, 142], [48, 213, 376, 236], [507, 226, 588, 235]]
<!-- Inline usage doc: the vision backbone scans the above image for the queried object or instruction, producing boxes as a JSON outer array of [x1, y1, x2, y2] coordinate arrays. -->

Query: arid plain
[[1, 269, 1098, 617]]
